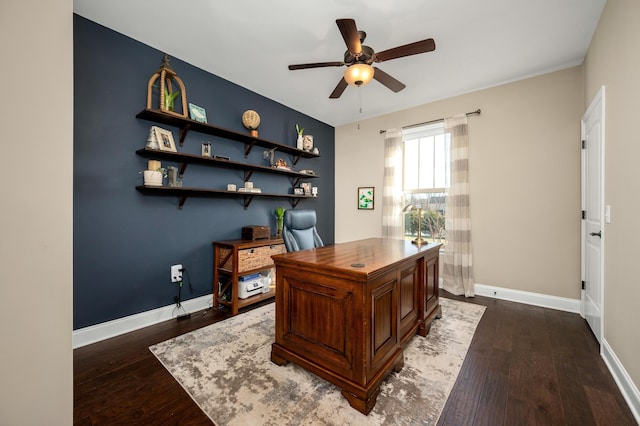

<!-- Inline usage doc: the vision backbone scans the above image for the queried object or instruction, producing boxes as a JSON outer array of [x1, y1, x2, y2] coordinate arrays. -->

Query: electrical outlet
[[171, 264, 183, 283]]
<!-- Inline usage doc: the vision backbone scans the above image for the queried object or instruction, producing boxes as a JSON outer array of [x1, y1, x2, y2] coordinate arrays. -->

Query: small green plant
[[295, 124, 304, 136], [164, 85, 180, 111], [153, 80, 181, 111], [275, 207, 285, 236], [139, 167, 167, 177]]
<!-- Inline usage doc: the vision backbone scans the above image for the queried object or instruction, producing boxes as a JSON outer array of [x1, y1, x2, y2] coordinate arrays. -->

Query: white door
[[581, 86, 605, 345]]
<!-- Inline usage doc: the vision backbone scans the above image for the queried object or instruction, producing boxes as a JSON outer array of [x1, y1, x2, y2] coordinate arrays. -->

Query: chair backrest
[[282, 209, 324, 252]]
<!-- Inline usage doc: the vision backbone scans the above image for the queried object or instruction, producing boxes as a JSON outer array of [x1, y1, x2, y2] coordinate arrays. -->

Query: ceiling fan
[[288, 18, 436, 99]]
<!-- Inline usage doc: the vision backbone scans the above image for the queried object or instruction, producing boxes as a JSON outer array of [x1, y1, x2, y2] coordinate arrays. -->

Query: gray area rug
[[150, 298, 485, 425]]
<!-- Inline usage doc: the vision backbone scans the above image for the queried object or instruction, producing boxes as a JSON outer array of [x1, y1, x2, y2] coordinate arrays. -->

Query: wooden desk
[[270, 238, 441, 414]]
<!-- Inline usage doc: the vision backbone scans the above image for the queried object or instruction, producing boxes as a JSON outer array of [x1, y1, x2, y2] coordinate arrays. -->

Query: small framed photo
[[358, 187, 374, 210], [188, 103, 207, 123], [201, 142, 212, 157], [294, 187, 304, 195], [154, 126, 177, 152], [300, 182, 311, 195]]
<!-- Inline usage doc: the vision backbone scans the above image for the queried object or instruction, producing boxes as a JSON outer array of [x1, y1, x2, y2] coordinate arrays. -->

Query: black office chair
[[282, 209, 324, 252]]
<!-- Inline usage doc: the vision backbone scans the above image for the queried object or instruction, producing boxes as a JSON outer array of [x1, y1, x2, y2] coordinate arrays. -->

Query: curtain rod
[[379, 109, 481, 134]]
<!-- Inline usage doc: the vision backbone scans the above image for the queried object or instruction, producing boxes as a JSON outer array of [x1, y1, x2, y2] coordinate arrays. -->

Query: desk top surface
[[272, 238, 441, 277]]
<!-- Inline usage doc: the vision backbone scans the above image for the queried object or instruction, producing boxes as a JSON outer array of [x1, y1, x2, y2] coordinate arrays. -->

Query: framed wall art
[[358, 187, 374, 210], [154, 126, 177, 152], [189, 103, 207, 123]]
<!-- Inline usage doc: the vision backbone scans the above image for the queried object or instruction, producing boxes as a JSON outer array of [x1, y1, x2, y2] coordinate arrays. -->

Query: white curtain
[[442, 114, 475, 297], [382, 128, 403, 238]]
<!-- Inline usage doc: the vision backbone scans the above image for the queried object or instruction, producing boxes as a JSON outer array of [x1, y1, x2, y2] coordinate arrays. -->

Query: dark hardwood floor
[[439, 292, 636, 426], [74, 291, 637, 425]]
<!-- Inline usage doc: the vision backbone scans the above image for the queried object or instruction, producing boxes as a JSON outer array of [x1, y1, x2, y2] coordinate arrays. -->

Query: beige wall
[[584, 0, 640, 397], [336, 66, 583, 299], [0, 0, 73, 424]]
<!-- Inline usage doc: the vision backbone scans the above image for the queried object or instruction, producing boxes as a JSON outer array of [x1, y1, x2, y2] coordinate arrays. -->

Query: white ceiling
[[74, 0, 605, 127]]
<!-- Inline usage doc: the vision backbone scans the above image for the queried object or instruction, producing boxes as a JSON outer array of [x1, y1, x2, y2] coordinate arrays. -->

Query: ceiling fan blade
[[336, 18, 362, 55], [374, 38, 436, 62], [373, 67, 406, 92], [288, 61, 344, 70], [329, 78, 348, 99]]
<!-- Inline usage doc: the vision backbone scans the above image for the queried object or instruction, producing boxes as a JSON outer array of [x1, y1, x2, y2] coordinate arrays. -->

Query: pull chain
[[357, 86, 362, 130]]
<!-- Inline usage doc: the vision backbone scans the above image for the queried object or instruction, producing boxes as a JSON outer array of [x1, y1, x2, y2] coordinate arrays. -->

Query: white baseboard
[[602, 339, 640, 424], [473, 283, 581, 313], [73, 295, 213, 349]]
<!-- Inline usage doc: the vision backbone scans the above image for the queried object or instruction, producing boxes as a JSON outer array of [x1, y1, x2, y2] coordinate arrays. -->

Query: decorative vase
[[143, 170, 163, 186], [276, 216, 284, 236], [302, 135, 313, 151], [297, 135, 304, 150], [167, 166, 179, 187]]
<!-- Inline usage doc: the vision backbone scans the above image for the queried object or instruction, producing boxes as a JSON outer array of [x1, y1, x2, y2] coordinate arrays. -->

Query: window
[[402, 122, 450, 243]]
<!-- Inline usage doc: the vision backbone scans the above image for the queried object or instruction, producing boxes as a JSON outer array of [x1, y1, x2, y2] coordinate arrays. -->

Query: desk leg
[[270, 346, 290, 366], [339, 353, 404, 415], [418, 304, 443, 337], [341, 388, 380, 416]]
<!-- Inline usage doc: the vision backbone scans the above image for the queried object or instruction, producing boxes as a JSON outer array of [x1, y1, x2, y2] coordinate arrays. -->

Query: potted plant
[[275, 207, 286, 236], [295, 124, 304, 150], [164, 84, 180, 112], [141, 166, 167, 186], [154, 81, 180, 112]]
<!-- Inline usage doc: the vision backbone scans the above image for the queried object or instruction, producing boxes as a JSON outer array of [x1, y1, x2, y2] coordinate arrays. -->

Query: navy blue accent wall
[[73, 15, 335, 329]]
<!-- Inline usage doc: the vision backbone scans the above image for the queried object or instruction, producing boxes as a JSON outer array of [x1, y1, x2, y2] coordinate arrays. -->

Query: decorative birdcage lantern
[[146, 53, 188, 118]]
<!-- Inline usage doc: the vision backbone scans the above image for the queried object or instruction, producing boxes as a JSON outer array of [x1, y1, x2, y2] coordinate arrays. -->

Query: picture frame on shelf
[[154, 126, 177, 152], [189, 103, 207, 123], [294, 188, 304, 195], [201, 142, 212, 157], [300, 182, 311, 195], [358, 187, 374, 210]]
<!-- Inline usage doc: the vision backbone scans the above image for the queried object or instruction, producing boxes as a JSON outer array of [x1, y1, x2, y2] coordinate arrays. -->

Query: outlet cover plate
[[171, 264, 183, 283]]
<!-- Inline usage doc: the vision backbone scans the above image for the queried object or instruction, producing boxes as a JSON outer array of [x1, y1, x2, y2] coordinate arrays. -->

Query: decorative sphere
[[242, 110, 261, 130]]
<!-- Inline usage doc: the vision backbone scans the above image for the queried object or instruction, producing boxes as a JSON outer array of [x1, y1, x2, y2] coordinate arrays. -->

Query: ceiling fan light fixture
[[344, 63, 374, 86]]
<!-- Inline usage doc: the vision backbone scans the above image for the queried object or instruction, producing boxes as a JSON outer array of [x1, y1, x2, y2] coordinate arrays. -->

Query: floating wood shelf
[[136, 148, 318, 187], [136, 185, 315, 209], [136, 108, 320, 165]]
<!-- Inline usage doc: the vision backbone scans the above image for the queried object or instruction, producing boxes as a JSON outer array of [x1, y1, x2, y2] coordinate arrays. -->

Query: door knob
[[590, 231, 602, 237]]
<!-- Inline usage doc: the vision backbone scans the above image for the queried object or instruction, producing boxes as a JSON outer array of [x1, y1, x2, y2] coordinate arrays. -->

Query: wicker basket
[[219, 244, 285, 273]]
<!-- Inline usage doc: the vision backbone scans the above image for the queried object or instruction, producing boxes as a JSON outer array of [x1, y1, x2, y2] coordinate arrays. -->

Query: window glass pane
[[404, 138, 419, 190], [402, 192, 447, 244], [419, 136, 435, 188]]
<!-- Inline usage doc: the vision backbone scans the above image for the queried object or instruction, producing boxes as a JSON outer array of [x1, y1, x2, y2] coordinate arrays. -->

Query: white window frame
[[402, 122, 450, 243]]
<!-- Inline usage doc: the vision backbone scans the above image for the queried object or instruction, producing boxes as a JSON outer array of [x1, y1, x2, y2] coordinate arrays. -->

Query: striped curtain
[[381, 128, 403, 238], [442, 114, 475, 297]]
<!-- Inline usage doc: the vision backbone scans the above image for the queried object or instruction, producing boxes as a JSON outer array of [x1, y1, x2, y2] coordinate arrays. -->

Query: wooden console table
[[212, 238, 285, 315], [270, 238, 441, 414]]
